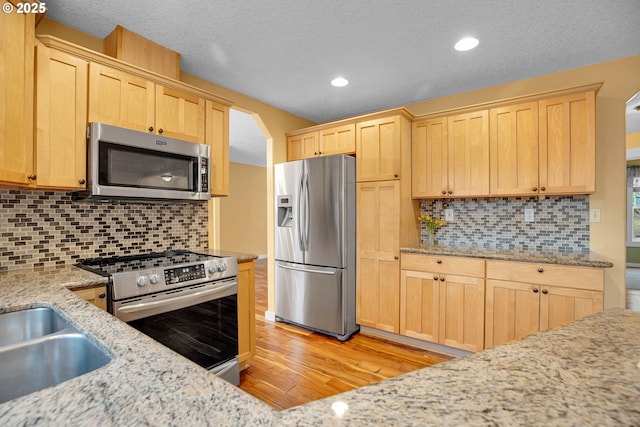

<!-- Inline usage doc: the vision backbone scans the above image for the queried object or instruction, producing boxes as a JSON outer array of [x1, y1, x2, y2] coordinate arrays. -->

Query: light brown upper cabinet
[[356, 115, 406, 182], [319, 124, 355, 156], [412, 110, 489, 198], [286, 124, 355, 161], [287, 131, 319, 161], [489, 101, 539, 196], [0, 6, 35, 186], [88, 63, 205, 144], [538, 91, 596, 195], [489, 88, 597, 197], [205, 100, 230, 196], [35, 45, 88, 190]]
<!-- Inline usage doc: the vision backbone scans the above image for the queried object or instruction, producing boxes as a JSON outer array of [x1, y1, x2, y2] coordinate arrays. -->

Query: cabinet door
[[440, 274, 485, 352], [485, 279, 540, 348], [73, 287, 107, 311], [287, 132, 318, 161], [319, 124, 355, 156], [88, 63, 154, 133], [205, 100, 229, 196], [447, 110, 489, 197], [356, 180, 400, 333], [411, 118, 447, 198], [155, 85, 205, 143], [400, 270, 439, 342], [237, 261, 256, 367], [538, 91, 596, 195], [539, 286, 603, 332], [0, 7, 34, 185], [489, 102, 539, 196], [35, 46, 88, 189], [356, 116, 401, 182]]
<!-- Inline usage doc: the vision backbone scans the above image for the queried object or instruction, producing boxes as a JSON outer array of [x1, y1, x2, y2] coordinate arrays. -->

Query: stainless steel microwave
[[79, 122, 210, 201]]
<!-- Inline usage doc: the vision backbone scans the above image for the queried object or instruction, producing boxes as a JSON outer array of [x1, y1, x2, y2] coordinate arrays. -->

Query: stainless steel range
[[76, 250, 240, 385]]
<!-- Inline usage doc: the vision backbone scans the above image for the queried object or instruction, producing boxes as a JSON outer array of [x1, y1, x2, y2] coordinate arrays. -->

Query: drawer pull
[[532, 187, 538, 192], [540, 186, 546, 192], [533, 288, 539, 293], [436, 259, 442, 264], [537, 268, 544, 273], [541, 289, 548, 295], [441, 190, 446, 195], [440, 276, 445, 281], [433, 276, 438, 281], [98, 292, 106, 299], [148, 126, 154, 132]]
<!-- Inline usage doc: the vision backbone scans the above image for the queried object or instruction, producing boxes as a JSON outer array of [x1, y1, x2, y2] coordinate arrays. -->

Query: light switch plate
[[524, 208, 535, 222], [590, 208, 601, 223], [445, 209, 454, 222]]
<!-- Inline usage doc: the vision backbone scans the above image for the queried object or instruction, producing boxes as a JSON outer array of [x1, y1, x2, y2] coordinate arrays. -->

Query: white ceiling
[[44, 1, 640, 164]]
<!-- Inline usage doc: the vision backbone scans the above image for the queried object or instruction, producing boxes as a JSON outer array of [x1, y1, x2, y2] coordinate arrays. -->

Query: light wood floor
[[238, 259, 451, 410]]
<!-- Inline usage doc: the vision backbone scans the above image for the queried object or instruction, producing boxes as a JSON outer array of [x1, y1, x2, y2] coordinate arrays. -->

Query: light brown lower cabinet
[[73, 286, 107, 311], [237, 260, 256, 368], [400, 254, 485, 352], [485, 260, 604, 349]]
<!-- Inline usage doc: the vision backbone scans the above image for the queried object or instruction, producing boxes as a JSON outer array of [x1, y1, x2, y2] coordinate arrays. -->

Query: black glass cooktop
[[76, 249, 218, 276]]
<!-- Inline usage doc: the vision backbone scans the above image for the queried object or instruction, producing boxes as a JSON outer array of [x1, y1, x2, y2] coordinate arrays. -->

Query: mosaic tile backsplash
[[0, 190, 208, 272], [420, 196, 589, 252]]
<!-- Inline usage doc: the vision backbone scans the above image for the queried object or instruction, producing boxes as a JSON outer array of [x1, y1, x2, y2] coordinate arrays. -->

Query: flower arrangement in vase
[[417, 214, 447, 245]]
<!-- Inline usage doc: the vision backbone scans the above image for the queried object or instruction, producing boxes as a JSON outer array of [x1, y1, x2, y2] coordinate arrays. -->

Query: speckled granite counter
[[2, 264, 637, 425], [402, 244, 613, 268]]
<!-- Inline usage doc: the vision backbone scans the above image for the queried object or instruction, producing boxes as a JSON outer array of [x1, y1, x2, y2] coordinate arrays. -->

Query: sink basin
[[0, 307, 112, 403], [0, 307, 70, 347]]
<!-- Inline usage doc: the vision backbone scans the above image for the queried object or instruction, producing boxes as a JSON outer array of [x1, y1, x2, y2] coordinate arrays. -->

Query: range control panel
[[111, 257, 238, 301]]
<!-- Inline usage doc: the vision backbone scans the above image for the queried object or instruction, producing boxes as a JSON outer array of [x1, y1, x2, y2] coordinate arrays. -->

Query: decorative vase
[[425, 229, 435, 246]]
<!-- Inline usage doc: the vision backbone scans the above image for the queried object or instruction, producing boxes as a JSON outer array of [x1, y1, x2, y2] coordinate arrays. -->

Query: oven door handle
[[114, 281, 237, 323]]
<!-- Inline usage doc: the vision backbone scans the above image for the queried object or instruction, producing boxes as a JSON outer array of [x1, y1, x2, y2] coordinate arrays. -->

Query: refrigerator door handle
[[278, 263, 337, 276], [304, 172, 310, 251], [298, 172, 305, 251]]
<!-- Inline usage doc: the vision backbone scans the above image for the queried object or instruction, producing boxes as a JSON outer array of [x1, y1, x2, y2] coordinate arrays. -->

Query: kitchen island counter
[[1, 266, 638, 425]]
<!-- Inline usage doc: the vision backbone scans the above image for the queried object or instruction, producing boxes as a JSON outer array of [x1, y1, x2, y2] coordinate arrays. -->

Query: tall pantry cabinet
[[355, 109, 419, 333]]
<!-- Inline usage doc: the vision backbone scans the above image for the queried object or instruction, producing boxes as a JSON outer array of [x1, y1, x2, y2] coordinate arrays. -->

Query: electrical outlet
[[445, 209, 454, 222], [590, 208, 601, 223], [524, 208, 535, 222]]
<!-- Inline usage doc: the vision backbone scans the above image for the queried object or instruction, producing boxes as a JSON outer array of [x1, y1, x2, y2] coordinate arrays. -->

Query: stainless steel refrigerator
[[275, 154, 358, 341]]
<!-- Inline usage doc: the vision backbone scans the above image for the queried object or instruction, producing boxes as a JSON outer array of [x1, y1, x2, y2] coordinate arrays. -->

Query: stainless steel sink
[[0, 307, 70, 346], [0, 307, 112, 403]]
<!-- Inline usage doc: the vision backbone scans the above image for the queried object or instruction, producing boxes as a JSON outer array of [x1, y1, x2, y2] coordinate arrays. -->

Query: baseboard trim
[[264, 310, 276, 322], [360, 326, 471, 358]]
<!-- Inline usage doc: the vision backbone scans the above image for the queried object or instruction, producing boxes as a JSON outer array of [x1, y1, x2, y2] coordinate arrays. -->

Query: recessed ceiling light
[[331, 77, 349, 87], [454, 37, 479, 52]]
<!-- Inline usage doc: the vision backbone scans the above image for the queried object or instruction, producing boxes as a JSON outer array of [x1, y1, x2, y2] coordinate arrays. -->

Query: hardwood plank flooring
[[238, 259, 452, 410]]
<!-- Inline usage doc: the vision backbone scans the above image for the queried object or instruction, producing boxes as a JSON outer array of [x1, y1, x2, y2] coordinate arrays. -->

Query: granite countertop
[[401, 244, 614, 268], [2, 264, 637, 425]]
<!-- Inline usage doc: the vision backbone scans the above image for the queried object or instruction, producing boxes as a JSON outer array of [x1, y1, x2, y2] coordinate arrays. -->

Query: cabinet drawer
[[486, 260, 604, 291], [401, 253, 484, 277]]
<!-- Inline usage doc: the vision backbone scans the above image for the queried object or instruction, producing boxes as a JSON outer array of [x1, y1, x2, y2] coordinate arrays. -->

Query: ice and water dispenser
[[277, 195, 293, 227]]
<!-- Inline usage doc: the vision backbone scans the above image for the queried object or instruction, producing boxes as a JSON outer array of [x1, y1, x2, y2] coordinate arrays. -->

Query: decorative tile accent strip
[[0, 190, 208, 272], [420, 196, 589, 252]]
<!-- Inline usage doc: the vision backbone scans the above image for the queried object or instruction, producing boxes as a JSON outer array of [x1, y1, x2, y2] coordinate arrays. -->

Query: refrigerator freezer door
[[275, 160, 304, 264], [275, 261, 346, 336], [303, 155, 355, 268]]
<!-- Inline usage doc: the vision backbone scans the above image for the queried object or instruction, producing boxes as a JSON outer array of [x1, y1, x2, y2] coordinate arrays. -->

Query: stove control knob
[[149, 274, 159, 285], [217, 263, 226, 272], [136, 276, 147, 287], [208, 264, 218, 274]]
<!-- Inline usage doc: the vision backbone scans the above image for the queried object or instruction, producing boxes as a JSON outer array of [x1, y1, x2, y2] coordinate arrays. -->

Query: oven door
[[112, 279, 238, 382]]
